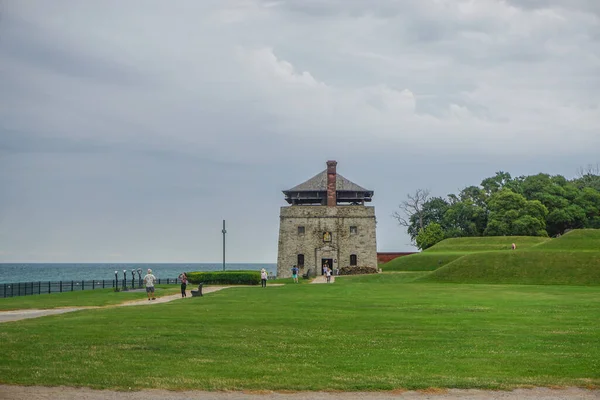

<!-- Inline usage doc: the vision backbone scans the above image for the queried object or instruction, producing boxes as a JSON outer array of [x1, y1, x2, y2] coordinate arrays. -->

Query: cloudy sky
[[1, 0, 599, 263]]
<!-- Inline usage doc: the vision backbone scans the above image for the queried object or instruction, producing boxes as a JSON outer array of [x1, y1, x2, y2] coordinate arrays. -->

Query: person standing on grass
[[143, 268, 157, 300], [178, 272, 188, 298], [291, 265, 299, 283], [260, 268, 268, 288], [325, 266, 331, 283]]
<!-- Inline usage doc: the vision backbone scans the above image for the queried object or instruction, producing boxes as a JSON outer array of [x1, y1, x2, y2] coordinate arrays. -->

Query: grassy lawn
[[0, 285, 181, 311], [1, 273, 598, 390]]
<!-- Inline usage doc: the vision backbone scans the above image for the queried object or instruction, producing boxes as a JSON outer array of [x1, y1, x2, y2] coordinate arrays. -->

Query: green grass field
[[0, 285, 181, 311], [1, 274, 599, 391]]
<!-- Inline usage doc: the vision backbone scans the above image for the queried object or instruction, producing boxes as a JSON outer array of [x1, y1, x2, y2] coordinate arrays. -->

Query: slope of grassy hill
[[533, 229, 600, 251], [418, 250, 600, 285], [381, 253, 464, 271], [425, 236, 551, 252]]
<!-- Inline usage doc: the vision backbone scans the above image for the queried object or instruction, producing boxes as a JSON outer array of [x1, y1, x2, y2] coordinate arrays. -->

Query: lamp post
[[131, 269, 136, 288], [122, 269, 127, 290], [222, 219, 227, 272], [137, 268, 142, 286], [114, 270, 118, 289]]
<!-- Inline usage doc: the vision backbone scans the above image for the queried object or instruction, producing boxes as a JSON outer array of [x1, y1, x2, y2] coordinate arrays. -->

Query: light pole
[[137, 268, 142, 286], [222, 219, 227, 272], [122, 269, 127, 290], [114, 270, 118, 289]]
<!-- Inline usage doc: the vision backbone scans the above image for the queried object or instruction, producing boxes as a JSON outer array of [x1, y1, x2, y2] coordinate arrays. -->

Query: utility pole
[[222, 220, 226, 271]]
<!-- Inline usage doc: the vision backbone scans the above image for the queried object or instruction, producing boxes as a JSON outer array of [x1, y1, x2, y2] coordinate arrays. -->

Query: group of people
[[139, 269, 189, 300]]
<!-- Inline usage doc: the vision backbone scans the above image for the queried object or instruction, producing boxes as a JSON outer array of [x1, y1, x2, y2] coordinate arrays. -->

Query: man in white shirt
[[143, 268, 157, 300]]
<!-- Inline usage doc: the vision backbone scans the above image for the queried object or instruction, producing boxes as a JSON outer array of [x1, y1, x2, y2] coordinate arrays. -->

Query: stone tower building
[[276, 161, 377, 278]]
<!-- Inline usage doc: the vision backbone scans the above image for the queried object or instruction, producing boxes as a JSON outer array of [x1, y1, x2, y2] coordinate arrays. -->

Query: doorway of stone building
[[321, 258, 333, 275]]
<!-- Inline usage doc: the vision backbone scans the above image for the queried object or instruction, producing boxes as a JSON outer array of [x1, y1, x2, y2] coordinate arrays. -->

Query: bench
[[302, 268, 311, 280], [191, 283, 204, 297]]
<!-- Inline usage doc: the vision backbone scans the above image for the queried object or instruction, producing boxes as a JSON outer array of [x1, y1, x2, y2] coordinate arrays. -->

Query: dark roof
[[284, 170, 371, 193]]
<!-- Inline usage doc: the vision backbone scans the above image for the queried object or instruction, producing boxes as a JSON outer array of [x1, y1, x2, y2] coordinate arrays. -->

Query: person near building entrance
[[260, 268, 268, 288], [291, 265, 299, 283], [326, 267, 331, 283], [143, 268, 157, 300]]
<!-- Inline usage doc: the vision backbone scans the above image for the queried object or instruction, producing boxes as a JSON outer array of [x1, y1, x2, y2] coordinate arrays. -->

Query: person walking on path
[[143, 269, 157, 300], [291, 265, 299, 283], [260, 268, 268, 288], [178, 272, 188, 298], [325, 266, 331, 283]]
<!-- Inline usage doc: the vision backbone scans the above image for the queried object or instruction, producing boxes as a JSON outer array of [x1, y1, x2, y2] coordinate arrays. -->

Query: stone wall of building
[[276, 205, 377, 278]]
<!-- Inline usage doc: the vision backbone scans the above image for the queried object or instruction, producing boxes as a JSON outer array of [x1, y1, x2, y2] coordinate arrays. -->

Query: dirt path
[[311, 275, 335, 284], [0, 385, 597, 400], [0, 285, 284, 323]]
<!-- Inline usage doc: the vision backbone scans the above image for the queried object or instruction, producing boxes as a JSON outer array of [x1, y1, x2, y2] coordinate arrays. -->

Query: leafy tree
[[416, 223, 445, 250], [484, 190, 548, 237], [481, 171, 513, 195]]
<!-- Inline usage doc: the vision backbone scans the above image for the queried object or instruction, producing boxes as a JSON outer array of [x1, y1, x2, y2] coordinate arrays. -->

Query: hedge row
[[186, 270, 261, 285], [339, 266, 378, 275]]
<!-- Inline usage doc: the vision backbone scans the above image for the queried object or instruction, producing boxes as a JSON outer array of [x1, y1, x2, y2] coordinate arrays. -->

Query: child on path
[[291, 265, 299, 283]]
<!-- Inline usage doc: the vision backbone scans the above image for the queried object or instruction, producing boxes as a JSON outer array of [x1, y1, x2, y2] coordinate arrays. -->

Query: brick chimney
[[326, 160, 337, 207]]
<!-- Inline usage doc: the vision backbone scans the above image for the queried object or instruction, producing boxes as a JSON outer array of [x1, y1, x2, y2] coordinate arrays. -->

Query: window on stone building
[[350, 226, 358, 235], [298, 226, 305, 235], [297, 254, 305, 267], [350, 254, 357, 266]]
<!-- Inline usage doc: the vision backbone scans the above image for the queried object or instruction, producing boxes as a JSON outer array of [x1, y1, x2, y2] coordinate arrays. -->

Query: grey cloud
[[0, 14, 147, 87], [0, 0, 599, 262]]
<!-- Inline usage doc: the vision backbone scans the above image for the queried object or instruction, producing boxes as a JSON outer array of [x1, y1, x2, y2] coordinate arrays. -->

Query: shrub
[[339, 266, 378, 275], [186, 270, 260, 285]]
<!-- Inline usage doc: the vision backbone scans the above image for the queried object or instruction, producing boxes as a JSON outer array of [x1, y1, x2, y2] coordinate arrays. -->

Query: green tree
[[416, 223, 445, 250], [484, 190, 548, 236]]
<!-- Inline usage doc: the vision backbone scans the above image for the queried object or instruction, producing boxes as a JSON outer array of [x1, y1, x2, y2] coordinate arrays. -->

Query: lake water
[[0, 263, 277, 284]]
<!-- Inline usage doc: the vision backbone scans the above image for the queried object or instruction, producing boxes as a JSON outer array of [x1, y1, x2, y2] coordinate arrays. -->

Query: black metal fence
[[1, 278, 182, 298]]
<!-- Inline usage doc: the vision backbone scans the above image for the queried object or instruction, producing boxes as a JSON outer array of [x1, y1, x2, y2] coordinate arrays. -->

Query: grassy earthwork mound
[[382, 229, 600, 285], [424, 235, 551, 252], [381, 252, 464, 271], [418, 250, 600, 285]]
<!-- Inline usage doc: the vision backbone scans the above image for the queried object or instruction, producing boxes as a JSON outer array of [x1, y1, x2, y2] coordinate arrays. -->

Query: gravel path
[[0, 385, 597, 400], [311, 275, 335, 284]]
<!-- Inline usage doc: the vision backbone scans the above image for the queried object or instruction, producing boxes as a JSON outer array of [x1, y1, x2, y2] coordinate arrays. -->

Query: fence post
[[71, 281, 74, 292], [48, 281, 51, 294], [3, 284, 5, 298], [18, 282, 21, 296], [103, 280, 105, 289], [60, 281, 62, 293], [82, 280, 85, 290], [39, 281, 41, 295]]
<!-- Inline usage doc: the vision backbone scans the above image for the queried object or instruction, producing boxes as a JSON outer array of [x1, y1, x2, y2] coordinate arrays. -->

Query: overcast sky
[[1, 0, 599, 263]]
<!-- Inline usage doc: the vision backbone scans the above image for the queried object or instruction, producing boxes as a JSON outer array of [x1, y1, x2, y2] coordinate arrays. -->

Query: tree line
[[394, 164, 600, 250]]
